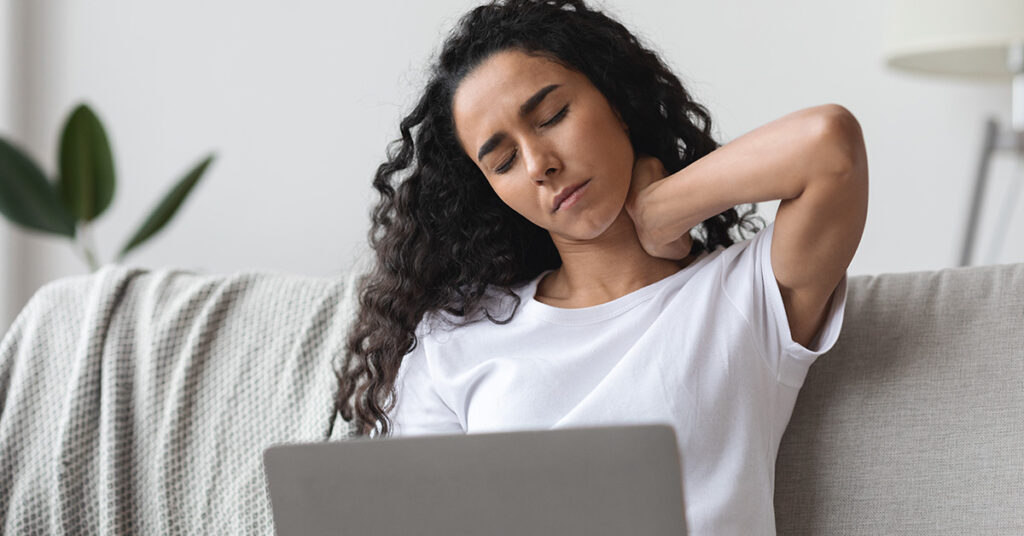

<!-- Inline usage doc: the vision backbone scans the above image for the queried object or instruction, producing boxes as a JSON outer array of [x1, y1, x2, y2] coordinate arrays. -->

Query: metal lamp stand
[[959, 44, 1024, 267]]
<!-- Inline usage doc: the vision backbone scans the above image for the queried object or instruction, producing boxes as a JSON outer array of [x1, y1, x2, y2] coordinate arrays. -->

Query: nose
[[521, 137, 561, 184]]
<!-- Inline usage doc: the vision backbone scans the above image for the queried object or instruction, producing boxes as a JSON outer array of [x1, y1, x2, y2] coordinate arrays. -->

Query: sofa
[[0, 257, 1021, 534]]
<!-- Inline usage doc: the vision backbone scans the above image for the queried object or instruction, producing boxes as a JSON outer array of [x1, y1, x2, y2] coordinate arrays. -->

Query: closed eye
[[541, 104, 569, 128], [494, 105, 570, 174]]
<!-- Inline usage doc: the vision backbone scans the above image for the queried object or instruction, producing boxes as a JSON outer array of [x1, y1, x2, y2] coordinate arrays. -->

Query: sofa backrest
[[774, 262, 1024, 534], [2, 258, 1021, 534]]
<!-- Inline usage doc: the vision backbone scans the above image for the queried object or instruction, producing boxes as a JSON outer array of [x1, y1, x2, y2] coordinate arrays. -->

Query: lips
[[553, 179, 591, 212]]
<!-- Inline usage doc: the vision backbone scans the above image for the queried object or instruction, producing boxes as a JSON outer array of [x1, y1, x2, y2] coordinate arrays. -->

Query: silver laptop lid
[[264, 424, 687, 536]]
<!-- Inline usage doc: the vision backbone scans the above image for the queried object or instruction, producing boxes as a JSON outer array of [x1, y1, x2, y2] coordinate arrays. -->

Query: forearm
[[638, 105, 856, 244]]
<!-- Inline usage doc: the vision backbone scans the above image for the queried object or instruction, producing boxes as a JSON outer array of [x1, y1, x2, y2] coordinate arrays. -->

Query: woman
[[334, 0, 867, 532]]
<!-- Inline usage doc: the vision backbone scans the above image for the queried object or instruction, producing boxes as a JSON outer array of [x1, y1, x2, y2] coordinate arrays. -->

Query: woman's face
[[452, 49, 635, 239]]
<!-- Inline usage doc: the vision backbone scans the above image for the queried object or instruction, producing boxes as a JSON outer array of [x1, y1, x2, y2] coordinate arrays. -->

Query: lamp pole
[[958, 42, 1024, 267]]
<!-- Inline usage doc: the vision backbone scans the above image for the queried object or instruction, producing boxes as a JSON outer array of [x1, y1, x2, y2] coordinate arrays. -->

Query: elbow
[[811, 104, 868, 182]]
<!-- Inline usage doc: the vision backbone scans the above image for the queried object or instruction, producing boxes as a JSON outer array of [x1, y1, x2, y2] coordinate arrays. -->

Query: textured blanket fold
[[0, 263, 359, 534]]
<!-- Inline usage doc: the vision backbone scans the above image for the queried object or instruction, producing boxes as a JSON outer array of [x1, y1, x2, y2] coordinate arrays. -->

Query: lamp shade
[[884, 0, 1024, 79]]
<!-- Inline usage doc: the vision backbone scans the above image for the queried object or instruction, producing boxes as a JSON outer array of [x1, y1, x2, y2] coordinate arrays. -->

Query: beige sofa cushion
[[775, 262, 1024, 534]]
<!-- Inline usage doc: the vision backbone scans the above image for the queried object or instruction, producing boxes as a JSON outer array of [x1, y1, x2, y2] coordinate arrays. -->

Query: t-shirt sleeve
[[385, 334, 465, 437], [721, 220, 848, 388]]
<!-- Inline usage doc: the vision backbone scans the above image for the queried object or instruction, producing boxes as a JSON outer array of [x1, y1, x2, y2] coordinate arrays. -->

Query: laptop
[[263, 423, 688, 535]]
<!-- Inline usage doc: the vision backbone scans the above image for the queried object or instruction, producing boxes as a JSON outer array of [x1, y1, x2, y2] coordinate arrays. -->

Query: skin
[[452, 49, 699, 309]]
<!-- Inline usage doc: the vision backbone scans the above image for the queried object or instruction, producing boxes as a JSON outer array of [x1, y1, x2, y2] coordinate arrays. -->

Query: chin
[[556, 209, 622, 241]]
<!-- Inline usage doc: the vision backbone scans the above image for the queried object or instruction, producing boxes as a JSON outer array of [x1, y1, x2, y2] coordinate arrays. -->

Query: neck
[[536, 208, 697, 308]]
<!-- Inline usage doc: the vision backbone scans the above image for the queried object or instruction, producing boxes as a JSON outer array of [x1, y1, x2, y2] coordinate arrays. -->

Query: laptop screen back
[[263, 424, 688, 536]]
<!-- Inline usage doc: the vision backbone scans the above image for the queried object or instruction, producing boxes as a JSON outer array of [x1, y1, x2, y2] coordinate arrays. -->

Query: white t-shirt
[[383, 220, 849, 535]]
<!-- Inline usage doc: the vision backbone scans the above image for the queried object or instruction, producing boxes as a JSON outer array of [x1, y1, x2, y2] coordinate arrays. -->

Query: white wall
[[2, 0, 1021, 332]]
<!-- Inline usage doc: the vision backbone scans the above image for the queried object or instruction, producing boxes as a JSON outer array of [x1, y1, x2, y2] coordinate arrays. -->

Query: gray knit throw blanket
[[0, 264, 361, 534]]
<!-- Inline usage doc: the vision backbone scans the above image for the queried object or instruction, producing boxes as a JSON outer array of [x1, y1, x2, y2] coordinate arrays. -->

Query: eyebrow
[[476, 83, 562, 163]]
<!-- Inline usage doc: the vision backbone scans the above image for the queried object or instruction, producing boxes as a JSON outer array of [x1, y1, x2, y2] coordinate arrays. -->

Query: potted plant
[[0, 102, 214, 271]]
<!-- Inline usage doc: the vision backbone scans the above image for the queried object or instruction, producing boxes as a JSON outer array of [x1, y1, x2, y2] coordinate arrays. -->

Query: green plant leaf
[[58, 103, 116, 222], [0, 136, 76, 237], [116, 153, 215, 260]]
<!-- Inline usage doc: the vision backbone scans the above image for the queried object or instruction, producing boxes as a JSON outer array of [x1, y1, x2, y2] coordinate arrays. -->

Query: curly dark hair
[[332, 0, 763, 439]]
